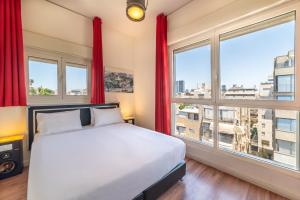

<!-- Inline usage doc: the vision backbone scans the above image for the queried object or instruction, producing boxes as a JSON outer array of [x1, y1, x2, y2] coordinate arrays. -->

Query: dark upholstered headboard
[[27, 103, 119, 150]]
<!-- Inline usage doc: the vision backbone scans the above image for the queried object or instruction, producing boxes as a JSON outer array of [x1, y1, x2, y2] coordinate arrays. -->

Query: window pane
[[174, 104, 213, 145], [276, 118, 296, 133], [66, 65, 87, 95], [174, 42, 211, 98], [277, 140, 296, 156], [277, 75, 294, 93], [29, 58, 58, 96], [220, 12, 295, 101], [218, 106, 298, 169]]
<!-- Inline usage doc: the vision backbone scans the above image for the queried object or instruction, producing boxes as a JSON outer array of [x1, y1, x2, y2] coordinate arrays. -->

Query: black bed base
[[133, 162, 186, 200]]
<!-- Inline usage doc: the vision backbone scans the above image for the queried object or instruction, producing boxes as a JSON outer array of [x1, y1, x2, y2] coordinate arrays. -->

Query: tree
[[37, 86, 55, 96], [29, 79, 56, 95], [29, 79, 37, 95], [179, 104, 186, 110], [250, 127, 258, 140]]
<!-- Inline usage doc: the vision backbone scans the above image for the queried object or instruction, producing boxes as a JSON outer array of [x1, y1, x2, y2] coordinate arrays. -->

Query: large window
[[173, 41, 211, 99], [26, 48, 90, 104], [220, 13, 295, 101], [171, 11, 299, 170]]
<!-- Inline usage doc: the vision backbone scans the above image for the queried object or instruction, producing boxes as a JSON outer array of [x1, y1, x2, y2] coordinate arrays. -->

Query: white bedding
[[28, 123, 186, 200]]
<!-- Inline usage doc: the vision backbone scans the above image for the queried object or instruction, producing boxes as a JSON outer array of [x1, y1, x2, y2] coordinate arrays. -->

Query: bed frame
[[27, 103, 186, 200]]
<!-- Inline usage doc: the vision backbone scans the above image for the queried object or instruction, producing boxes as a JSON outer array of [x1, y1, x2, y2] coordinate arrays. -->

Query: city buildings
[[175, 80, 185, 94], [273, 50, 297, 167], [175, 50, 297, 168]]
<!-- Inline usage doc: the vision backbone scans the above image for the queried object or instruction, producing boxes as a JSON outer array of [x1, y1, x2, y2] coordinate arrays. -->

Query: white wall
[[0, 0, 135, 165], [134, 22, 156, 129]]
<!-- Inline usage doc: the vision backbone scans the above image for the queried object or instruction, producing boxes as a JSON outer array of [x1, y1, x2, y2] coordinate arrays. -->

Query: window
[[171, 11, 299, 170], [276, 140, 296, 156], [28, 58, 58, 96], [277, 96, 294, 101], [220, 12, 295, 101], [173, 41, 211, 98], [66, 64, 88, 96], [276, 118, 296, 132], [26, 48, 90, 104], [219, 108, 235, 123], [276, 75, 294, 93]]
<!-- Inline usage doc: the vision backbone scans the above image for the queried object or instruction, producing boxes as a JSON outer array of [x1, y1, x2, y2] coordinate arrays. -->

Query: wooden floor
[[0, 158, 288, 200]]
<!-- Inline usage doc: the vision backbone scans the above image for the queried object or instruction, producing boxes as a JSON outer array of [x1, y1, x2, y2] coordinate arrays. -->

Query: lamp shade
[[126, 0, 146, 22]]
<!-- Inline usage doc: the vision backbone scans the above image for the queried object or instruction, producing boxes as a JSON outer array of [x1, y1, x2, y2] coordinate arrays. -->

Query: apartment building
[[175, 105, 201, 140], [273, 50, 297, 167], [274, 50, 295, 101], [223, 85, 257, 99]]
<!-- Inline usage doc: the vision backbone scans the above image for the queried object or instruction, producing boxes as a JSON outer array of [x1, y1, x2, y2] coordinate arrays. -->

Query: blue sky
[[175, 20, 295, 90], [29, 60, 58, 90], [29, 61, 87, 92], [66, 66, 87, 92]]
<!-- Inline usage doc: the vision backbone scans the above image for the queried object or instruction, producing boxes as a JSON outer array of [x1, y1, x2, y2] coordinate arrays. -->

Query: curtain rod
[[45, 0, 93, 20], [166, 0, 195, 16], [45, 0, 195, 20]]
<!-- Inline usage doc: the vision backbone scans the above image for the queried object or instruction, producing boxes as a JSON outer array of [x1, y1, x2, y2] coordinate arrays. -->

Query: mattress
[[28, 123, 186, 200]]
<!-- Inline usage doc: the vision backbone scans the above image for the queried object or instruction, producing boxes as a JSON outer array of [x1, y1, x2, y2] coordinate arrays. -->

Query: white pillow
[[92, 108, 124, 127], [36, 110, 82, 135]]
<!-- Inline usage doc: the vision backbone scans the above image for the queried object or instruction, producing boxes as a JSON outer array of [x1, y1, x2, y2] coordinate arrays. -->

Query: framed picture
[[104, 68, 134, 93]]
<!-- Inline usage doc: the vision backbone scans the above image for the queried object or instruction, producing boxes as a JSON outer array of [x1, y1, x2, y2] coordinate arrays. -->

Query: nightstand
[[0, 134, 24, 179], [124, 117, 135, 125]]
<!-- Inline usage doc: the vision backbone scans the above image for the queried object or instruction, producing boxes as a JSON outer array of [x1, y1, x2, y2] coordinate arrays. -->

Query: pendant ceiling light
[[126, 0, 148, 22]]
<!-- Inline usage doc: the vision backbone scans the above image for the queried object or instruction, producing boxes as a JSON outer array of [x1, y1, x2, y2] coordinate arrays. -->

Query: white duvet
[[28, 123, 186, 200]]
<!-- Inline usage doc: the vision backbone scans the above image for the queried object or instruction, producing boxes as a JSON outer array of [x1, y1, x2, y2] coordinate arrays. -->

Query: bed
[[27, 103, 186, 200]]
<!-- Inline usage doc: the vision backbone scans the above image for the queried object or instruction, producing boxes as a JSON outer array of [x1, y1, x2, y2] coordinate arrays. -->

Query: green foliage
[[178, 104, 186, 110], [250, 127, 258, 139], [256, 149, 272, 159], [30, 87, 37, 95], [29, 79, 55, 96], [37, 87, 55, 96]]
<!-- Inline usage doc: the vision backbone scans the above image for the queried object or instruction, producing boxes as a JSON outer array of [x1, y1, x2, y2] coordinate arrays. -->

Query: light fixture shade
[[126, 0, 146, 22]]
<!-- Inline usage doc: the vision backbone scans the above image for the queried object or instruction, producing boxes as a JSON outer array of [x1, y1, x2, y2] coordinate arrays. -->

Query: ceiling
[[48, 0, 193, 37]]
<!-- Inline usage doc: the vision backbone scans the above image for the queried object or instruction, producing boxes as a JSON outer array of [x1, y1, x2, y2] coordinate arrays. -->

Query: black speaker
[[0, 140, 23, 179]]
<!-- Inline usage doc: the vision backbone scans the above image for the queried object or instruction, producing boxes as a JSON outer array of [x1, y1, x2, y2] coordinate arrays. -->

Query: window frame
[[169, 3, 300, 171], [25, 48, 91, 104]]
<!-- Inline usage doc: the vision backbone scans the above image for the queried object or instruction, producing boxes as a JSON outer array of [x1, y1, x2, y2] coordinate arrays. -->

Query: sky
[[175, 20, 295, 91], [29, 61, 87, 92]]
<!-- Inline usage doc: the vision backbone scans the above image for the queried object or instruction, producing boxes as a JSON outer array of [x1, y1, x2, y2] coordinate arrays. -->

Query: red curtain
[[155, 14, 171, 135], [91, 17, 105, 104], [0, 0, 27, 106]]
